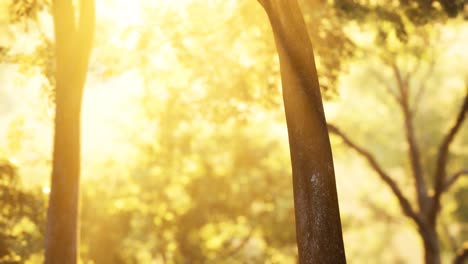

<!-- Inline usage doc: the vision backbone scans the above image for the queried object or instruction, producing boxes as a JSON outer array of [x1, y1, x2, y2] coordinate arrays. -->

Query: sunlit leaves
[[8, 0, 50, 24], [0, 159, 46, 263]]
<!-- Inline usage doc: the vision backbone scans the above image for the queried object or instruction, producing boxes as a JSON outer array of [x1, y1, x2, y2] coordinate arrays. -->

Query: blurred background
[[0, 0, 467, 263]]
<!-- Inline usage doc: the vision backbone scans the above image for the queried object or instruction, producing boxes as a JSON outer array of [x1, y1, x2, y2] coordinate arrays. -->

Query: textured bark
[[258, 1, 346, 263], [45, 0, 94, 263]]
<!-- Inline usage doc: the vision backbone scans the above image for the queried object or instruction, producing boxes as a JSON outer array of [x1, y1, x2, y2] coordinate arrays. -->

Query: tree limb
[[443, 169, 468, 193], [328, 124, 423, 227], [369, 67, 401, 104], [431, 93, 468, 222], [390, 62, 429, 215], [390, 62, 408, 100], [75, 0, 96, 92]]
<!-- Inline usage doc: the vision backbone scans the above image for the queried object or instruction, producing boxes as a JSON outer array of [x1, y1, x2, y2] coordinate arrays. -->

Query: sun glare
[[97, 0, 143, 26], [81, 72, 144, 172], [42, 186, 50, 194]]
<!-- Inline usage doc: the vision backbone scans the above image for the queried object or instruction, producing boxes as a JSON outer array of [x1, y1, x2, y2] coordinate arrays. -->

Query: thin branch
[[443, 169, 468, 193], [391, 61, 429, 215], [369, 67, 401, 104], [328, 124, 423, 227], [454, 242, 468, 264], [390, 61, 408, 99], [432, 93, 468, 221]]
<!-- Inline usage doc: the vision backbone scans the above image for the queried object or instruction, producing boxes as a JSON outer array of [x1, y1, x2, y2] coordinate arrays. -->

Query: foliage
[[0, 159, 46, 263]]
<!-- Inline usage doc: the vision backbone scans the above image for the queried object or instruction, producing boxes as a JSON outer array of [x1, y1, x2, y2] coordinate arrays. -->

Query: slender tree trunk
[[45, 90, 82, 263], [420, 227, 441, 264], [45, 0, 94, 263], [258, 1, 346, 263]]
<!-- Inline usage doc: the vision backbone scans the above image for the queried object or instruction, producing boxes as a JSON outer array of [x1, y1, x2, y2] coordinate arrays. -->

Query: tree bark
[[423, 241, 441, 264], [45, 0, 94, 263], [419, 227, 441, 264], [258, 1, 346, 263]]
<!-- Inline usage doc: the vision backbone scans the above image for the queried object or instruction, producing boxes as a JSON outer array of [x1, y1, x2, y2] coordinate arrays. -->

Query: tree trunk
[[45, 93, 82, 263], [45, 0, 94, 263], [420, 226, 441, 264], [258, 1, 346, 263]]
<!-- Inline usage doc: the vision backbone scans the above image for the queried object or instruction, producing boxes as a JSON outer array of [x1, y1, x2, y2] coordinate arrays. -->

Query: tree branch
[[391, 61, 429, 215], [390, 62, 408, 100], [75, 0, 95, 91], [443, 169, 468, 193], [369, 68, 401, 104], [432, 93, 468, 222], [328, 124, 423, 227]]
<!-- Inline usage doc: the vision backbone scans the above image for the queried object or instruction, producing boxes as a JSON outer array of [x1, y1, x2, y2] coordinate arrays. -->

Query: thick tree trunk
[[258, 1, 346, 263], [45, 0, 94, 263]]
